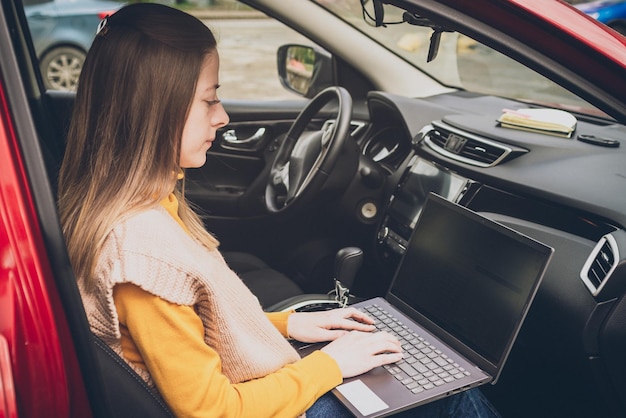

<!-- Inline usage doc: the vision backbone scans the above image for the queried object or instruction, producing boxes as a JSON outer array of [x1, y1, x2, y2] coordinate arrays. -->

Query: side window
[[24, 0, 119, 91], [202, 6, 314, 100], [23, 0, 316, 99]]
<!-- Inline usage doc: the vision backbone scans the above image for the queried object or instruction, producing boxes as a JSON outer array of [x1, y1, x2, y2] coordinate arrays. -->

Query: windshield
[[313, 0, 606, 118]]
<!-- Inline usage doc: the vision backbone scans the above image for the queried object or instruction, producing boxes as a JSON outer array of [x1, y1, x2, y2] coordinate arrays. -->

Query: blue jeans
[[306, 388, 500, 418]]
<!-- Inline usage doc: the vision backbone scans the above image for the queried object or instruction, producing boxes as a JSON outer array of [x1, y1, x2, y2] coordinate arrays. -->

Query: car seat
[[93, 335, 175, 417], [223, 251, 304, 308]]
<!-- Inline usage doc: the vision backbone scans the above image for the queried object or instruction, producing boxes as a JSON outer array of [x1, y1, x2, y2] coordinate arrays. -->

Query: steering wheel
[[265, 86, 353, 212]]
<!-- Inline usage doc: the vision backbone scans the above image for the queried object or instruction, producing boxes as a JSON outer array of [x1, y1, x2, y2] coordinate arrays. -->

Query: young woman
[[58, 3, 499, 417]]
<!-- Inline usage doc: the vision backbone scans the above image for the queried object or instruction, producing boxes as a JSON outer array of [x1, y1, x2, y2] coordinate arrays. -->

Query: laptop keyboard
[[361, 304, 471, 394]]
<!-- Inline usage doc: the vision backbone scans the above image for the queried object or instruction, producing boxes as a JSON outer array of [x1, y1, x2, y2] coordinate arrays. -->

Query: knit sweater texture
[[79, 206, 301, 388]]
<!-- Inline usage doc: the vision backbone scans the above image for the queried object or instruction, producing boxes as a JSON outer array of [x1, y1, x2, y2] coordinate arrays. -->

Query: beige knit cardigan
[[79, 207, 301, 389]]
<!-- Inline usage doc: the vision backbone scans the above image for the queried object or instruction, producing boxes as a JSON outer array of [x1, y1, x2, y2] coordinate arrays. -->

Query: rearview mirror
[[277, 44, 333, 98]]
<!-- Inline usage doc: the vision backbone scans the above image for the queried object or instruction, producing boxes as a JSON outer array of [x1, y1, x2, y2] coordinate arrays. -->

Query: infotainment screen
[[388, 157, 467, 229]]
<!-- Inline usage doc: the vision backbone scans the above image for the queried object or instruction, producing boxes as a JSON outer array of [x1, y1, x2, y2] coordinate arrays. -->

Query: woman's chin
[[180, 155, 207, 169]]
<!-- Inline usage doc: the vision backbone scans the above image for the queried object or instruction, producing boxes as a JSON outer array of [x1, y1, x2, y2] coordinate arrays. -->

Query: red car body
[[0, 68, 91, 418], [1, 0, 625, 417]]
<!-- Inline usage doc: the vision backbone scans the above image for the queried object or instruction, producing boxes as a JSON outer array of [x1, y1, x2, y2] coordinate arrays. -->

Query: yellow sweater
[[112, 195, 342, 417]]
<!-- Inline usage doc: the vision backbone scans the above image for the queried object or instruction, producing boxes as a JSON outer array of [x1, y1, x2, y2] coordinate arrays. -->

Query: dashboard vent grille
[[424, 121, 514, 167], [581, 234, 619, 296]]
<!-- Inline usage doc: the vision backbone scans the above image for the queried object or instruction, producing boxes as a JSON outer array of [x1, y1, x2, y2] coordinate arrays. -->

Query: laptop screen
[[388, 193, 552, 368]]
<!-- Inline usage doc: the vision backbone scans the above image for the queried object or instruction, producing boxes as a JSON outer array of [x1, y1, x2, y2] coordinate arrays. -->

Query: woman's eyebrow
[[204, 84, 220, 93]]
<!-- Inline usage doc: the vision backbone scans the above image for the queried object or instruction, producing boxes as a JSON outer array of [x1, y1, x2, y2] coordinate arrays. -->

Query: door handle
[[222, 127, 266, 145]]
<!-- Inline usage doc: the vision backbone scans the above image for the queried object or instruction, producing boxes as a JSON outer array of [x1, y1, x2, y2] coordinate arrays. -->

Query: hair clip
[[96, 17, 109, 37]]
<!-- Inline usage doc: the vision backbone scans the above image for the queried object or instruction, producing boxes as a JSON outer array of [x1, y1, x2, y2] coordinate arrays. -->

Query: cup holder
[[268, 294, 362, 313], [295, 301, 343, 312]]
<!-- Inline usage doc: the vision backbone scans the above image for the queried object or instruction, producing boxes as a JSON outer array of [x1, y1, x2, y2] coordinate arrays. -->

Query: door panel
[[186, 100, 306, 218], [186, 99, 339, 220]]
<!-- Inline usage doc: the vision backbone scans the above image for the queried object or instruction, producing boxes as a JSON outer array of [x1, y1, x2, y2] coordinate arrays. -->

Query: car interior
[[3, 0, 626, 417]]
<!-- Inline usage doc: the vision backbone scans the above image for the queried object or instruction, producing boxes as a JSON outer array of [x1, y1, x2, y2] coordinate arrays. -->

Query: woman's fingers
[[324, 307, 376, 330], [341, 307, 375, 324], [287, 307, 378, 342], [321, 331, 403, 378]]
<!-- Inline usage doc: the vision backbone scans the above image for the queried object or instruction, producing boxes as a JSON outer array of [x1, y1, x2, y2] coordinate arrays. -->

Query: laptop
[[294, 193, 553, 417]]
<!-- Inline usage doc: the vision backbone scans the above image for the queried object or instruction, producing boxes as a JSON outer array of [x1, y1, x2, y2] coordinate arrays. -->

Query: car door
[[187, 100, 305, 219], [185, 13, 309, 214]]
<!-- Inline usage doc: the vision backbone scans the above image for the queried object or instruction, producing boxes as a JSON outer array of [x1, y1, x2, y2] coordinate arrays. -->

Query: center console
[[377, 156, 472, 265]]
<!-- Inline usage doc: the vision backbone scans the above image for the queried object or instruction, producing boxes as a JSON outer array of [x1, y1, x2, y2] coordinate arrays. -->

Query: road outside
[[201, 17, 311, 100]]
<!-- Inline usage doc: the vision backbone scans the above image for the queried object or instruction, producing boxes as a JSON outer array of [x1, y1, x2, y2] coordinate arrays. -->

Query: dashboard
[[377, 156, 469, 262], [353, 90, 626, 416]]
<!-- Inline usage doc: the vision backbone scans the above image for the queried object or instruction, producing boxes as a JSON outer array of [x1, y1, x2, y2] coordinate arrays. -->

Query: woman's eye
[[206, 99, 221, 106]]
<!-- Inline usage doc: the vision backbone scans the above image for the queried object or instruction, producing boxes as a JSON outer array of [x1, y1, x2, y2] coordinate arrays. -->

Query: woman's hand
[[287, 308, 403, 379], [322, 331, 403, 378], [287, 307, 376, 343]]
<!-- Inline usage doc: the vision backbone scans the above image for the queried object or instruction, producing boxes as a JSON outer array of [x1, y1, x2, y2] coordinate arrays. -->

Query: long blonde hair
[[58, 3, 218, 288]]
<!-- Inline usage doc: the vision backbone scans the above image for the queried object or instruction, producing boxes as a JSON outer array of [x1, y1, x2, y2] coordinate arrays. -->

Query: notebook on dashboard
[[293, 193, 553, 417]]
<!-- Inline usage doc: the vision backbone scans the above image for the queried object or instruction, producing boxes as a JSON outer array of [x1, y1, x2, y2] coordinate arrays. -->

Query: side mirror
[[277, 44, 333, 98]]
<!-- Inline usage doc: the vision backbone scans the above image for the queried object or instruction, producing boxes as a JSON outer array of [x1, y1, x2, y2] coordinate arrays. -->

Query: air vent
[[424, 121, 515, 167], [580, 234, 619, 297]]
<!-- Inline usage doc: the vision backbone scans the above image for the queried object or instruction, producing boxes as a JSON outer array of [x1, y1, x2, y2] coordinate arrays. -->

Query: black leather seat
[[222, 251, 304, 309], [94, 335, 175, 417]]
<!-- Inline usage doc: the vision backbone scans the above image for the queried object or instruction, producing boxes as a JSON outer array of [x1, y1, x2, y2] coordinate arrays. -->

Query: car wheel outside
[[39, 46, 86, 91]]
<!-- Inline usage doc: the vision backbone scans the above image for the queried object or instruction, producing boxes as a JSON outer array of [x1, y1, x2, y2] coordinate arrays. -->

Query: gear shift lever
[[333, 247, 363, 307]]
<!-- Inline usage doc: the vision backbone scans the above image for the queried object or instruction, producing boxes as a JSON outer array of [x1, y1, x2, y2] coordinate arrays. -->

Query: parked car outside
[[2, 0, 626, 417], [570, 0, 626, 34], [24, 0, 122, 91]]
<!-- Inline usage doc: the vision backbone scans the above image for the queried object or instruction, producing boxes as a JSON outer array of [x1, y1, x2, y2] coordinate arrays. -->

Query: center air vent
[[424, 121, 516, 167], [580, 234, 619, 297]]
